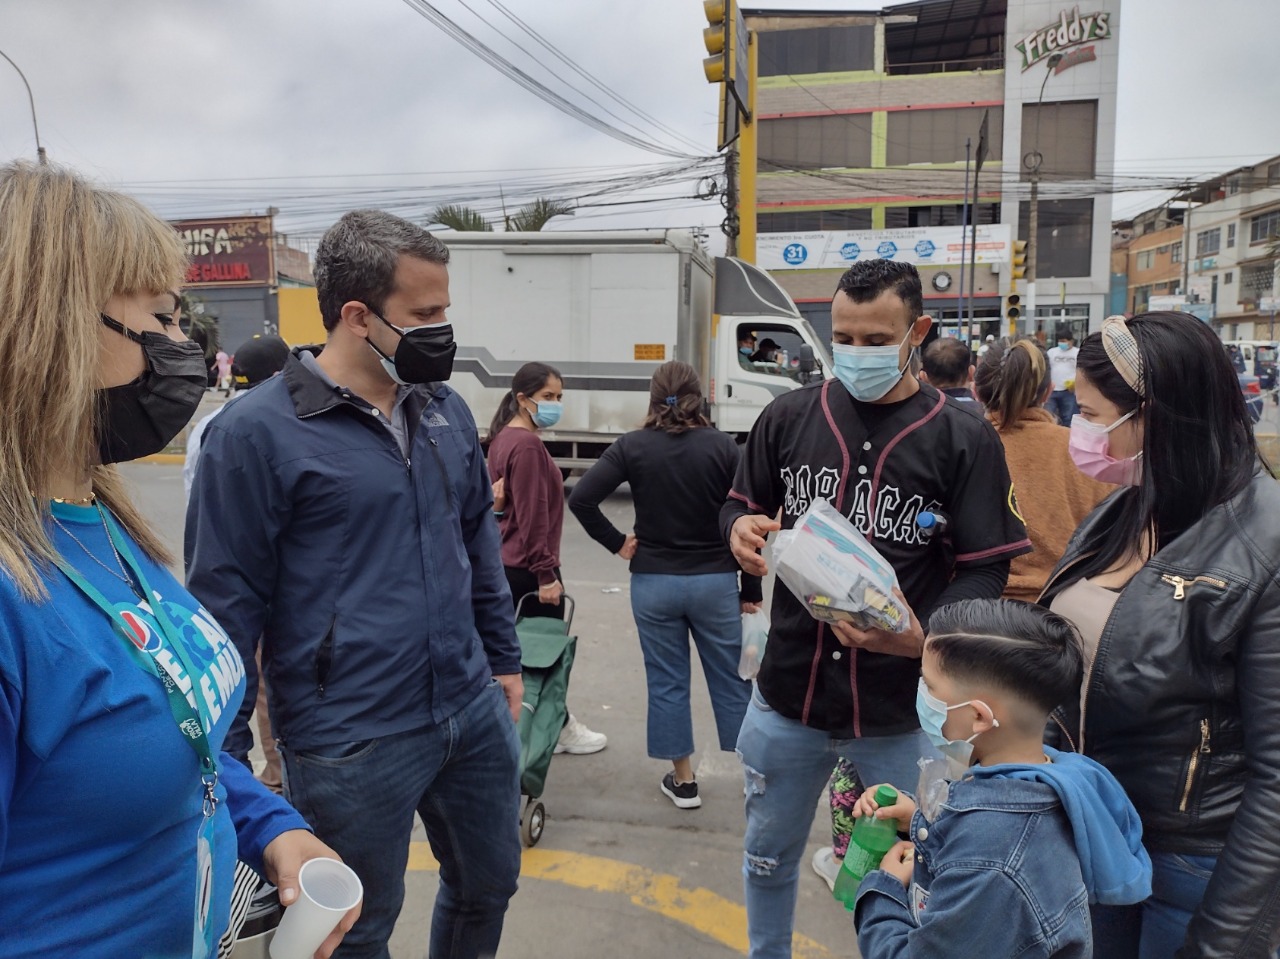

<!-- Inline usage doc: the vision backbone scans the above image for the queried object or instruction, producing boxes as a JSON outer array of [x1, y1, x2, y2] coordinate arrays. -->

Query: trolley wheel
[[521, 799, 546, 847]]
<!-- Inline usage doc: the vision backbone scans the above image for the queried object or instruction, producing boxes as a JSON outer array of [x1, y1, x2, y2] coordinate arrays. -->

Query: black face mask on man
[[97, 314, 208, 464], [366, 310, 456, 385]]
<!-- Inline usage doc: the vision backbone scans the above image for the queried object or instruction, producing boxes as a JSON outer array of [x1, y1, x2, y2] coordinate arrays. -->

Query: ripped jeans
[[737, 687, 934, 959]]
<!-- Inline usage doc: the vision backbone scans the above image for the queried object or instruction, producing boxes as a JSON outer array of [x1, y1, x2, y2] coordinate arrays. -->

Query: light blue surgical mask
[[527, 400, 562, 429], [916, 678, 997, 771], [740, 346, 754, 356], [831, 330, 913, 402]]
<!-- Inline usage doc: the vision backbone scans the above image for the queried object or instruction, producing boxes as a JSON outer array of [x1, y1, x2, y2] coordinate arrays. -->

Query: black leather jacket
[[1040, 470, 1280, 958]]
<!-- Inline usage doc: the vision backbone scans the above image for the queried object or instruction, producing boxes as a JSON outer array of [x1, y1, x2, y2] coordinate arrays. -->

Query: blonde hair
[[974, 336, 1053, 431], [0, 161, 187, 598]]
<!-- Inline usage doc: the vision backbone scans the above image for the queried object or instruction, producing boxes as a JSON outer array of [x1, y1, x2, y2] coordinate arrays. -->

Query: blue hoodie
[[856, 747, 1152, 959]]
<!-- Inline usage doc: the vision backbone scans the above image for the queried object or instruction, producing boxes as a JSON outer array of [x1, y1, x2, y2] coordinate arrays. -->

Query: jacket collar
[[282, 346, 448, 418]]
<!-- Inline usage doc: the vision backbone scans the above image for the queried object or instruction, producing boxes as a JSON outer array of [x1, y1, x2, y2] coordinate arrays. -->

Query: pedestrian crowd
[[1, 160, 1278, 959]]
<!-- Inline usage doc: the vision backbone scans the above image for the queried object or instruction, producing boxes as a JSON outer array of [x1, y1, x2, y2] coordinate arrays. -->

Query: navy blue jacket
[[185, 352, 521, 758]]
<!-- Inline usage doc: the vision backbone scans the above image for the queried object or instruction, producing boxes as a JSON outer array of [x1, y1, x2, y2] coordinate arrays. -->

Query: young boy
[[853, 599, 1152, 958]]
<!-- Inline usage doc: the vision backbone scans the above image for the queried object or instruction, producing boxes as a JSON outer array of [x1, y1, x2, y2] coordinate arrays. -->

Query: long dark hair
[[975, 337, 1053, 430], [1071, 311, 1263, 581], [643, 361, 709, 435], [486, 361, 562, 441]]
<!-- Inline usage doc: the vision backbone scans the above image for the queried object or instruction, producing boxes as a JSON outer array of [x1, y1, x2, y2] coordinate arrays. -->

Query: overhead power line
[[399, 0, 705, 160]]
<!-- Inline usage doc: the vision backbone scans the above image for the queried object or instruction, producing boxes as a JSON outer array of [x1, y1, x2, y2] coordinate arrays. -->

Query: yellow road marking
[[407, 843, 832, 957]]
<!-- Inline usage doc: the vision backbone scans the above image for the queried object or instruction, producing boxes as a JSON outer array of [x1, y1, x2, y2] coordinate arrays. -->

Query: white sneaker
[[811, 846, 841, 892], [554, 714, 608, 755]]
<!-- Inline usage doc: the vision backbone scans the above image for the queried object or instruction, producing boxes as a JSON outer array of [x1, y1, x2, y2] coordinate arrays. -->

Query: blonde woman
[[973, 337, 1111, 602], [0, 162, 354, 958]]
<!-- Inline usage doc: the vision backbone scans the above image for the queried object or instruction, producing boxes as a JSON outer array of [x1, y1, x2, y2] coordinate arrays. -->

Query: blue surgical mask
[[916, 678, 997, 771], [831, 330, 913, 402], [1058, 341, 1070, 351], [740, 346, 754, 356], [527, 400, 562, 429]]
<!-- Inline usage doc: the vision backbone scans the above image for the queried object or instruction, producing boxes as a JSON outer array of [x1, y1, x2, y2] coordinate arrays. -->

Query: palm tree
[[430, 204, 493, 232], [428, 197, 574, 232]]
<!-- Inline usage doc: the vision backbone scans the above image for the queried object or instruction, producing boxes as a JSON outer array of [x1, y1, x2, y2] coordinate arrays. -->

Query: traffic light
[[702, 0, 749, 150], [1010, 240, 1028, 282], [1005, 293, 1022, 325], [702, 0, 729, 83]]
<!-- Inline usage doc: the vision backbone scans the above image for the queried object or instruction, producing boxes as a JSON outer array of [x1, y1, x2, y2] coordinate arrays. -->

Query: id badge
[[193, 814, 217, 959]]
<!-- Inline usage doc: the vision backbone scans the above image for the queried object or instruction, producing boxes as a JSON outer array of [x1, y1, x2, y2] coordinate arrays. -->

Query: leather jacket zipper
[[1160, 574, 1228, 600], [1051, 712, 1078, 752], [1179, 718, 1211, 812]]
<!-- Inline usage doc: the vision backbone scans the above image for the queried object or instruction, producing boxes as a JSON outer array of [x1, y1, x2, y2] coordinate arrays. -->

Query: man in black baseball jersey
[[722, 260, 1030, 959]]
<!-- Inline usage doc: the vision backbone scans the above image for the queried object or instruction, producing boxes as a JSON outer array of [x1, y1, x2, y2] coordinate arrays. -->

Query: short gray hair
[[314, 210, 450, 332]]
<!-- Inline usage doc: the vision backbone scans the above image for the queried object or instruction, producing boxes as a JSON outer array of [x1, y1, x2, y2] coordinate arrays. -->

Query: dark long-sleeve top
[[569, 426, 762, 603], [487, 425, 564, 586]]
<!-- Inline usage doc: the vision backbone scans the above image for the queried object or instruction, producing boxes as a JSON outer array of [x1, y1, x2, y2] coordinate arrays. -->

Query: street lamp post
[[1023, 52, 1064, 332], [0, 49, 46, 163]]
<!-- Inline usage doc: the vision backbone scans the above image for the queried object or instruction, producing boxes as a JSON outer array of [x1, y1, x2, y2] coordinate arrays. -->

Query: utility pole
[[1182, 180, 1193, 298], [1023, 53, 1063, 330], [0, 49, 45, 163], [723, 148, 739, 257]]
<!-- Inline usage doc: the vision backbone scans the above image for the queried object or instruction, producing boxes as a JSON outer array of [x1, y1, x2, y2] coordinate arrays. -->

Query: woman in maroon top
[[487, 362, 607, 756]]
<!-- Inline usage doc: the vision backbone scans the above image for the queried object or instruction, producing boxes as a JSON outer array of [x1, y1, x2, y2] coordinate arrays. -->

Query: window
[[886, 107, 1003, 166], [1020, 101, 1098, 180], [1241, 262, 1275, 300], [757, 208, 873, 233], [1249, 209, 1280, 246], [1156, 244, 1170, 254], [1269, 162, 1280, 186], [759, 115, 873, 170], [758, 26, 876, 77], [1017, 198, 1094, 278], [1135, 250, 1155, 270], [1227, 176, 1242, 196], [1227, 224, 1237, 248], [1171, 241, 1182, 264], [1225, 271, 1235, 284], [883, 203, 1000, 229], [1196, 229, 1221, 258], [1133, 285, 1152, 313]]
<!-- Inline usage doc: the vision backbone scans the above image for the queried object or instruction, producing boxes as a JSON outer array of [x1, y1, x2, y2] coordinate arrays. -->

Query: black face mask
[[98, 315, 208, 464], [368, 311, 456, 385]]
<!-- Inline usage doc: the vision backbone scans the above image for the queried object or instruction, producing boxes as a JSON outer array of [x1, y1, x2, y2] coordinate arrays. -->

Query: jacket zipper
[[1051, 713, 1078, 753], [1179, 719, 1211, 812], [1160, 574, 1228, 600]]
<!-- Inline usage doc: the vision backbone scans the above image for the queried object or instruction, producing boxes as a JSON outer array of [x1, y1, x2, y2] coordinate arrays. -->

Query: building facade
[[171, 214, 316, 352], [1123, 206, 1185, 314], [745, 0, 1120, 346]]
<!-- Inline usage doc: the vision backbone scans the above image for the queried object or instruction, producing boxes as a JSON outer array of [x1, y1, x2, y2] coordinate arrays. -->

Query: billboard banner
[[757, 224, 1013, 272], [173, 215, 274, 287]]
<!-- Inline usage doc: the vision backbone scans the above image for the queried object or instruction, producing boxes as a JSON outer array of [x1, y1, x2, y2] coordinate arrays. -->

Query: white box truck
[[442, 229, 832, 468]]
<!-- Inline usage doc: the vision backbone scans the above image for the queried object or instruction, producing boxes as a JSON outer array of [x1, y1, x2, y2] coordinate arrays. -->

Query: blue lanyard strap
[[51, 506, 220, 815]]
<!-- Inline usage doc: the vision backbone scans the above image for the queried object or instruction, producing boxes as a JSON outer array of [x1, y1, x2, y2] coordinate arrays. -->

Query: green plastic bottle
[[832, 785, 901, 908]]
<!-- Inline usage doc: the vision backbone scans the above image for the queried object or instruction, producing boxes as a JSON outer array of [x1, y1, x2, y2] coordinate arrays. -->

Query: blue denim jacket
[[855, 751, 1151, 959]]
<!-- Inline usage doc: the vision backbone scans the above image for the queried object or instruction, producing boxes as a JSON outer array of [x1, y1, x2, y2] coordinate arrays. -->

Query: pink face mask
[[1068, 411, 1142, 486]]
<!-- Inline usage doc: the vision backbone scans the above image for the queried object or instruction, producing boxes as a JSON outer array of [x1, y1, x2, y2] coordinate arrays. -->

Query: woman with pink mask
[[1041, 312, 1280, 958]]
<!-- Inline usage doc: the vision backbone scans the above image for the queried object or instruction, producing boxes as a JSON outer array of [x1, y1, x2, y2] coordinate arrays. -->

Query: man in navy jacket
[[186, 210, 523, 959]]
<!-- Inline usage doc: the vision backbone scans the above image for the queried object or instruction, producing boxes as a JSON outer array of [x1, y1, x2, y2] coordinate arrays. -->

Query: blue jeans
[[737, 687, 936, 959], [281, 680, 521, 959], [1090, 852, 1255, 959], [630, 571, 751, 759], [1046, 389, 1079, 425]]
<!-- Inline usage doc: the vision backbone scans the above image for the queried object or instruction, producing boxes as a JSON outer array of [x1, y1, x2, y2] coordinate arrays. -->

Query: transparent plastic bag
[[739, 609, 770, 680], [774, 499, 908, 633]]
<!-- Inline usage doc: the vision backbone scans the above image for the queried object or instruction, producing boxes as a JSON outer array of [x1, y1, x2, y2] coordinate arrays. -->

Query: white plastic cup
[[268, 858, 363, 959]]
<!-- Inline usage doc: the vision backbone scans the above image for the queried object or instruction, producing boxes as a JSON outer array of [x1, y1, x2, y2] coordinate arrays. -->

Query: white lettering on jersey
[[781, 471, 940, 545]]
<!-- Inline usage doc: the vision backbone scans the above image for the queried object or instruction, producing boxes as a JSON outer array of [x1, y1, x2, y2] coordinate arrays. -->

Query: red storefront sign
[[172, 215, 275, 287]]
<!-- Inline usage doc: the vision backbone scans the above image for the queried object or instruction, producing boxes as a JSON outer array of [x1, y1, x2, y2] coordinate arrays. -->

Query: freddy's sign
[[1016, 7, 1111, 72]]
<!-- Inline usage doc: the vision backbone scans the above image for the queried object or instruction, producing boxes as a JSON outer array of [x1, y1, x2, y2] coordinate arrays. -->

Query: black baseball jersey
[[722, 379, 1030, 737]]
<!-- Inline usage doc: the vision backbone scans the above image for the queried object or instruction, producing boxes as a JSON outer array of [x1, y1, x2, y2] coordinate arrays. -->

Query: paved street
[[120, 460, 858, 959]]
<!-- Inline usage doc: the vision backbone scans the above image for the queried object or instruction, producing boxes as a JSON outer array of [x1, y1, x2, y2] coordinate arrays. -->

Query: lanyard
[[51, 506, 220, 816]]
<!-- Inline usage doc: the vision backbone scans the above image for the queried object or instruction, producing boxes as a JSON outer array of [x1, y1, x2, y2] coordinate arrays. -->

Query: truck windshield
[[1258, 347, 1277, 364]]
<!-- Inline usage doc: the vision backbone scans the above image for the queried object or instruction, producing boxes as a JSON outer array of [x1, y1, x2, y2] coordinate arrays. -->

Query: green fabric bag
[[515, 616, 577, 798]]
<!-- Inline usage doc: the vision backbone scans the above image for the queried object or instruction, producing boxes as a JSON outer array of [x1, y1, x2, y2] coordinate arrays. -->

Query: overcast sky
[[0, 0, 1275, 240]]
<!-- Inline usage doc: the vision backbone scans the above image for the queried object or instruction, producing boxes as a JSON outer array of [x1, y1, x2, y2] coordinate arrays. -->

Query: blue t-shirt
[[0, 502, 308, 958]]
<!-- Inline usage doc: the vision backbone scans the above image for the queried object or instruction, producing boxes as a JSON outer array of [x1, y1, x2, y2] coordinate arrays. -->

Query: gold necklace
[[52, 504, 144, 600], [52, 493, 97, 507]]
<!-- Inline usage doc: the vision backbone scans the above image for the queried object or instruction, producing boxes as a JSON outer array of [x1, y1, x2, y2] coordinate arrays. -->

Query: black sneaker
[[661, 772, 702, 809]]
